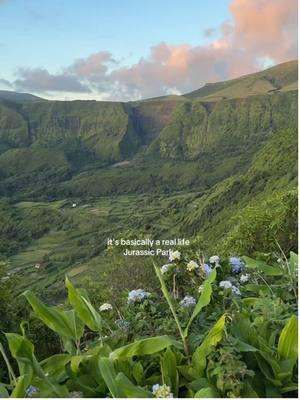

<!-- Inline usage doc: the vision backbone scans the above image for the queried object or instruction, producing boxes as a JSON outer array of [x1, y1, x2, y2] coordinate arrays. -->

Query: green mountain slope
[[0, 90, 45, 103], [184, 60, 297, 101], [182, 125, 297, 254]]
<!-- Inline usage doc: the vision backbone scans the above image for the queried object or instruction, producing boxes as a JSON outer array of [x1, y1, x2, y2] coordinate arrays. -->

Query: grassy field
[[6, 192, 197, 300]]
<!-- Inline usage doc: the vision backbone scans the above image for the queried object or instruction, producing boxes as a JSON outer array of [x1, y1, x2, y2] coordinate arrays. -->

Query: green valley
[[0, 60, 297, 301]]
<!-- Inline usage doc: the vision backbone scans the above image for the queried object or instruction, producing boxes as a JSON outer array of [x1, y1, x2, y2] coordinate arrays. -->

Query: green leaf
[[115, 372, 152, 398], [65, 277, 102, 332], [194, 387, 218, 398], [132, 362, 144, 385], [0, 383, 9, 398], [243, 256, 282, 276], [40, 354, 71, 382], [161, 347, 179, 396], [23, 291, 84, 344], [5, 333, 63, 397], [110, 336, 179, 360], [184, 269, 217, 337], [191, 315, 226, 376], [10, 375, 28, 398], [5, 333, 38, 381], [242, 380, 259, 397], [98, 357, 123, 398], [278, 315, 298, 362], [289, 252, 298, 273], [235, 339, 258, 352]]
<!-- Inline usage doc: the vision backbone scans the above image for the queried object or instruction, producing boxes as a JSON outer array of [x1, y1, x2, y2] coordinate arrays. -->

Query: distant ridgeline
[[0, 60, 297, 200]]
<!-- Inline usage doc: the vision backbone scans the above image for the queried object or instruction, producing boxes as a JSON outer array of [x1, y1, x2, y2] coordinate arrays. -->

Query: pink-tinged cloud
[[69, 51, 115, 80], [11, 0, 298, 100], [229, 0, 297, 61], [14, 68, 90, 93]]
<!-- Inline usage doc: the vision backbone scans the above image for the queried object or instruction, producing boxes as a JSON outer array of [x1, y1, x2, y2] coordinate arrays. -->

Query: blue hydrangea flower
[[232, 285, 241, 295], [180, 295, 196, 308], [203, 263, 212, 275], [25, 386, 38, 397], [229, 257, 245, 273], [115, 319, 130, 330], [127, 289, 149, 303]]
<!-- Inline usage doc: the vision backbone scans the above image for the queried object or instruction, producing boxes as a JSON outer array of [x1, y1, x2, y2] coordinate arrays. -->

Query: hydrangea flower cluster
[[152, 384, 173, 398], [229, 257, 245, 273], [68, 391, 84, 398], [115, 319, 130, 330], [160, 263, 173, 274], [209, 255, 220, 264], [99, 303, 113, 312], [219, 280, 233, 289], [186, 260, 199, 272], [202, 263, 212, 276], [232, 286, 241, 295], [169, 250, 181, 262], [128, 289, 149, 303], [25, 386, 39, 397], [240, 273, 249, 283], [180, 295, 196, 308], [219, 280, 241, 295]]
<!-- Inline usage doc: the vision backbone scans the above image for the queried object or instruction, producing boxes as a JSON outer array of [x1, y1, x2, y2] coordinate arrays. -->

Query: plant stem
[[0, 343, 16, 386], [154, 264, 189, 356]]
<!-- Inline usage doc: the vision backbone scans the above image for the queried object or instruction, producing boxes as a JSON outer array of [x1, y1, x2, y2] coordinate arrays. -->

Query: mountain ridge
[[0, 60, 297, 200]]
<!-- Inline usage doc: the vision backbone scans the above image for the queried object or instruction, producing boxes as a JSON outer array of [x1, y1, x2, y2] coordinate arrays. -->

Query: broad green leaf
[[278, 315, 298, 362], [235, 339, 258, 352], [191, 315, 226, 376], [187, 378, 210, 392], [184, 269, 216, 337], [10, 375, 28, 398], [280, 384, 299, 394], [110, 336, 179, 360], [70, 353, 95, 374], [65, 277, 102, 332], [161, 347, 178, 396], [0, 383, 9, 398], [98, 357, 123, 398], [289, 252, 298, 273], [194, 387, 218, 398], [5, 333, 38, 381], [23, 291, 84, 343], [132, 362, 144, 385], [241, 380, 259, 397], [243, 256, 282, 276], [5, 334, 62, 397], [40, 354, 71, 382], [115, 372, 152, 398]]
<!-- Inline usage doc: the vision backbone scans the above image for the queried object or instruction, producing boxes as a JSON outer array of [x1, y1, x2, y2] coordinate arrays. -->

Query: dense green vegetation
[[0, 61, 297, 397], [0, 252, 298, 397]]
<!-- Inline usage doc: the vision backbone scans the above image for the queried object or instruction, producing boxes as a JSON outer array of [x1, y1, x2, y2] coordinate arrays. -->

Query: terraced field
[[6, 192, 196, 300]]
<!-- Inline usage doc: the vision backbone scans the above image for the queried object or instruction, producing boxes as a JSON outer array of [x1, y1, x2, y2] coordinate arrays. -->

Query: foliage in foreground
[[0, 251, 298, 398]]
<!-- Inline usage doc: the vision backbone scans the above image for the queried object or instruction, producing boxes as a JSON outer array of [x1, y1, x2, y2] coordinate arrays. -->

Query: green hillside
[[0, 60, 297, 299], [0, 90, 45, 103], [184, 60, 297, 101]]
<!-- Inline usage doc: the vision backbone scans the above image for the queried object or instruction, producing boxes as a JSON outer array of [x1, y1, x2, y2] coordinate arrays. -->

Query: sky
[[0, 0, 297, 101]]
